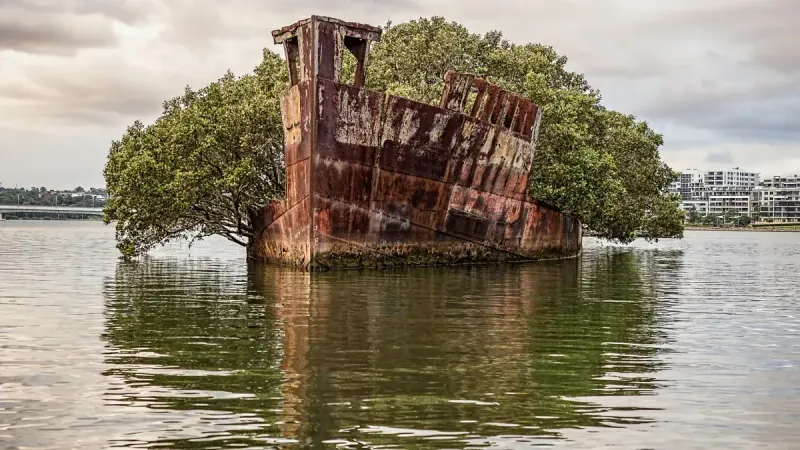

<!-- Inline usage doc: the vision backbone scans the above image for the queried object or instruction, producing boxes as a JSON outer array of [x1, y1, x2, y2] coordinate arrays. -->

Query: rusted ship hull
[[247, 16, 582, 270]]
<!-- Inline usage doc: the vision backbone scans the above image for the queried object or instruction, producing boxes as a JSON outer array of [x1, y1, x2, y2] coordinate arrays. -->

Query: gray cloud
[[1, 0, 154, 23], [705, 151, 735, 164], [663, 0, 800, 74], [0, 1, 158, 55], [155, 0, 417, 49], [0, 57, 186, 125], [595, 0, 800, 149], [0, 124, 118, 188], [0, 9, 114, 54], [635, 74, 800, 144], [71, 0, 155, 24], [0, 0, 158, 55]]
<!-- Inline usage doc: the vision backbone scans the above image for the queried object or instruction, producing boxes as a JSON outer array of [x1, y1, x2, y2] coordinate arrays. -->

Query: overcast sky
[[0, 0, 797, 189]]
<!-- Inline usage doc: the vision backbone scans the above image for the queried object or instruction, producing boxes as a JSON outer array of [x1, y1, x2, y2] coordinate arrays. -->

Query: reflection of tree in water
[[102, 259, 288, 446], [521, 248, 682, 434], [285, 252, 678, 447], [102, 248, 681, 448]]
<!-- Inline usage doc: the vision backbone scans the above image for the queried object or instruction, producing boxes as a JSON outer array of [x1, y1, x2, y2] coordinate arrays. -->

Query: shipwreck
[[247, 16, 582, 270]]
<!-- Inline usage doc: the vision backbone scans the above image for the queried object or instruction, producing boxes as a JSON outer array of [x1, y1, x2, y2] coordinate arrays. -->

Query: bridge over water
[[0, 205, 104, 220]]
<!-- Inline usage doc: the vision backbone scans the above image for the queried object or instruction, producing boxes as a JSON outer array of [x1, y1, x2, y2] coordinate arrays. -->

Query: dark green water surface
[[1, 221, 798, 449]]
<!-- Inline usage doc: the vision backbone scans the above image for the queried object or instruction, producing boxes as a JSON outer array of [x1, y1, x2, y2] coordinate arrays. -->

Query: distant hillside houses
[[669, 168, 800, 224], [68, 192, 107, 200], [60, 188, 108, 204], [65, 186, 107, 198], [0, 185, 108, 207]]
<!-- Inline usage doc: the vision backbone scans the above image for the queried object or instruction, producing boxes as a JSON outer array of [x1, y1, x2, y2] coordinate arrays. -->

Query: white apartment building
[[675, 168, 760, 217], [751, 175, 800, 223], [674, 168, 800, 223], [703, 169, 759, 188], [705, 169, 759, 216], [668, 179, 681, 196], [669, 169, 705, 201], [680, 200, 709, 216]]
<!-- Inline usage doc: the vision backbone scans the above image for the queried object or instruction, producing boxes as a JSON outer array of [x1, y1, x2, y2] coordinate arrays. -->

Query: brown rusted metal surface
[[248, 16, 581, 270]]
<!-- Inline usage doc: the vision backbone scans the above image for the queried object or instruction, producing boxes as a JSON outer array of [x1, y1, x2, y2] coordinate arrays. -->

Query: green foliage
[[686, 207, 698, 224], [104, 50, 289, 258], [105, 16, 683, 258], [697, 214, 717, 226], [691, 213, 754, 228], [0, 186, 106, 208], [739, 215, 753, 227]]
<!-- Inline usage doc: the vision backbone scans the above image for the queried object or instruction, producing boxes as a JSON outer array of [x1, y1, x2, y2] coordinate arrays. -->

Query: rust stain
[[248, 16, 582, 270]]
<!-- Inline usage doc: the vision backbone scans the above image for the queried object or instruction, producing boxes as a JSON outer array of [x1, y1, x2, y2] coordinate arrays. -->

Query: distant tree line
[[0, 185, 108, 208], [686, 208, 754, 227]]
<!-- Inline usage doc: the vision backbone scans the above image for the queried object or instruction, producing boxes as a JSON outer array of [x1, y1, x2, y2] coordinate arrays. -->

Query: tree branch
[[221, 231, 248, 246]]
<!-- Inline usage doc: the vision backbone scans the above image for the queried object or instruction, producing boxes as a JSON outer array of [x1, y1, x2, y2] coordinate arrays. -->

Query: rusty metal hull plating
[[248, 16, 582, 270]]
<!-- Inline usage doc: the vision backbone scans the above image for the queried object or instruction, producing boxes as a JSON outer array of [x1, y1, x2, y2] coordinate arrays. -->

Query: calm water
[[1, 222, 798, 449]]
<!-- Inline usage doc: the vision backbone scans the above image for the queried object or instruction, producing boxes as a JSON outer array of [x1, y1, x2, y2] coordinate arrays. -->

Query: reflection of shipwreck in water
[[248, 16, 582, 270]]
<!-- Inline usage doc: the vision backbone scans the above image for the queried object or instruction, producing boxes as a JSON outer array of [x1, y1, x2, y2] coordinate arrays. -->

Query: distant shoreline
[[685, 225, 800, 233], [583, 226, 800, 237], [0, 217, 102, 222]]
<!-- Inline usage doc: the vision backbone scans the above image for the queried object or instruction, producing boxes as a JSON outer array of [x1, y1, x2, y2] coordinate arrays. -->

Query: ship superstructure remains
[[248, 16, 581, 269]]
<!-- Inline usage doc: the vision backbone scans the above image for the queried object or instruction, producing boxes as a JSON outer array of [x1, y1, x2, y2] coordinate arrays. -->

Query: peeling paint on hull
[[248, 15, 582, 270]]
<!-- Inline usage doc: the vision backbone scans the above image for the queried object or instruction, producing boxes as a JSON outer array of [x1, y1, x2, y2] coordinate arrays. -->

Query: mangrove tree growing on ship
[[104, 17, 683, 258]]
